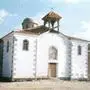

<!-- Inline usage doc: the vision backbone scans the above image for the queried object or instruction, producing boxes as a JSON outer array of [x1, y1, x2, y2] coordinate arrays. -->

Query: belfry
[[42, 11, 62, 31]]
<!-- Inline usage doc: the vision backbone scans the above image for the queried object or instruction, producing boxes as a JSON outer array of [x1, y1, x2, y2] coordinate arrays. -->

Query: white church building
[[0, 11, 90, 81]]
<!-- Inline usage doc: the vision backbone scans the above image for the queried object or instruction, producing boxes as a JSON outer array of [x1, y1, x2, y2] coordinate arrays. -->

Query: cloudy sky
[[0, 0, 90, 40]]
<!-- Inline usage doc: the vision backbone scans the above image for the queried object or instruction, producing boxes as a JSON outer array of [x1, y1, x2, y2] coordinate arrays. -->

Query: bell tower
[[42, 11, 62, 32]]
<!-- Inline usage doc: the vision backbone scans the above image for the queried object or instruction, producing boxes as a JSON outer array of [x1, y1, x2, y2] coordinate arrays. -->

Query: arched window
[[7, 41, 9, 52], [23, 40, 29, 51], [49, 46, 57, 60], [78, 45, 82, 55]]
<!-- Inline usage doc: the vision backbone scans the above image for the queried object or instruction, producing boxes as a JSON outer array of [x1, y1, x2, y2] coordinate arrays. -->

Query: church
[[0, 11, 90, 81]]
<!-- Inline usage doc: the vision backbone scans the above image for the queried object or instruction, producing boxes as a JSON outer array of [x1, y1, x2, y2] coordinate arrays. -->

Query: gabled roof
[[42, 11, 62, 21], [15, 25, 49, 35], [68, 36, 89, 42], [1, 25, 89, 42]]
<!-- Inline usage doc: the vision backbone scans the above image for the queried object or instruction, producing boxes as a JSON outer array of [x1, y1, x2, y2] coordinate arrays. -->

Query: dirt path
[[0, 80, 90, 90]]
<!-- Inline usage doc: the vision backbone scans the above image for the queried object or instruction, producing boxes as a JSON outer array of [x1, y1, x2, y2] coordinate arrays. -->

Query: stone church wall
[[13, 33, 37, 79], [2, 32, 14, 78], [37, 32, 71, 79], [1, 31, 89, 80], [0, 39, 3, 76], [88, 44, 90, 80], [71, 39, 88, 80]]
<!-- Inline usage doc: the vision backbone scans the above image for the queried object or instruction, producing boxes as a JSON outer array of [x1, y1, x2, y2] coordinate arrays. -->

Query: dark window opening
[[23, 40, 29, 51], [88, 44, 90, 50], [78, 45, 82, 55], [7, 41, 9, 52]]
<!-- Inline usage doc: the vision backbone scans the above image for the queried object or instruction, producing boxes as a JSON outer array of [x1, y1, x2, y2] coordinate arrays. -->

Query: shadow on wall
[[0, 39, 3, 77]]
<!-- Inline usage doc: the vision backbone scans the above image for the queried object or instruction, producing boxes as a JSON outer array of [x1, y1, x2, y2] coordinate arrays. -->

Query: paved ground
[[0, 79, 90, 90]]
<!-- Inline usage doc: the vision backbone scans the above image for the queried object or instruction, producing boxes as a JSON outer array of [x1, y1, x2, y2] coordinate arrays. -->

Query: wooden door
[[48, 63, 56, 77]]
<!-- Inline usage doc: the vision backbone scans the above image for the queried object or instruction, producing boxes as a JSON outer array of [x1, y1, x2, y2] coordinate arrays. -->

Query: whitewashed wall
[[37, 32, 71, 78], [13, 33, 38, 78], [2, 32, 14, 77], [13, 32, 73, 79], [2, 31, 89, 80], [71, 39, 88, 79], [88, 42, 90, 80], [13, 32, 71, 79]]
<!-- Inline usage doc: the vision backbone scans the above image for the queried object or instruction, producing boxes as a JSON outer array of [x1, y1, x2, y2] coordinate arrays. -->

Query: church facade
[[0, 11, 90, 81]]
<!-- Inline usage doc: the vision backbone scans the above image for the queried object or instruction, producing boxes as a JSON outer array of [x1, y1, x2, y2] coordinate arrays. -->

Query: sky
[[0, 0, 90, 40]]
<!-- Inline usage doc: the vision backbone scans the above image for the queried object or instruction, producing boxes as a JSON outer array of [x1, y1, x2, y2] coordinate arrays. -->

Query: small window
[[78, 45, 82, 55], [88, 44, 90, 50], [7, 41, 9, 52], [49, 46, 57, 60], [23, 40, 29, 51]]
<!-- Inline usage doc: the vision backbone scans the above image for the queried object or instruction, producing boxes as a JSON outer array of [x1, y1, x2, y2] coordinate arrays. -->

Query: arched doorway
[[48, 46, 57, 77]]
